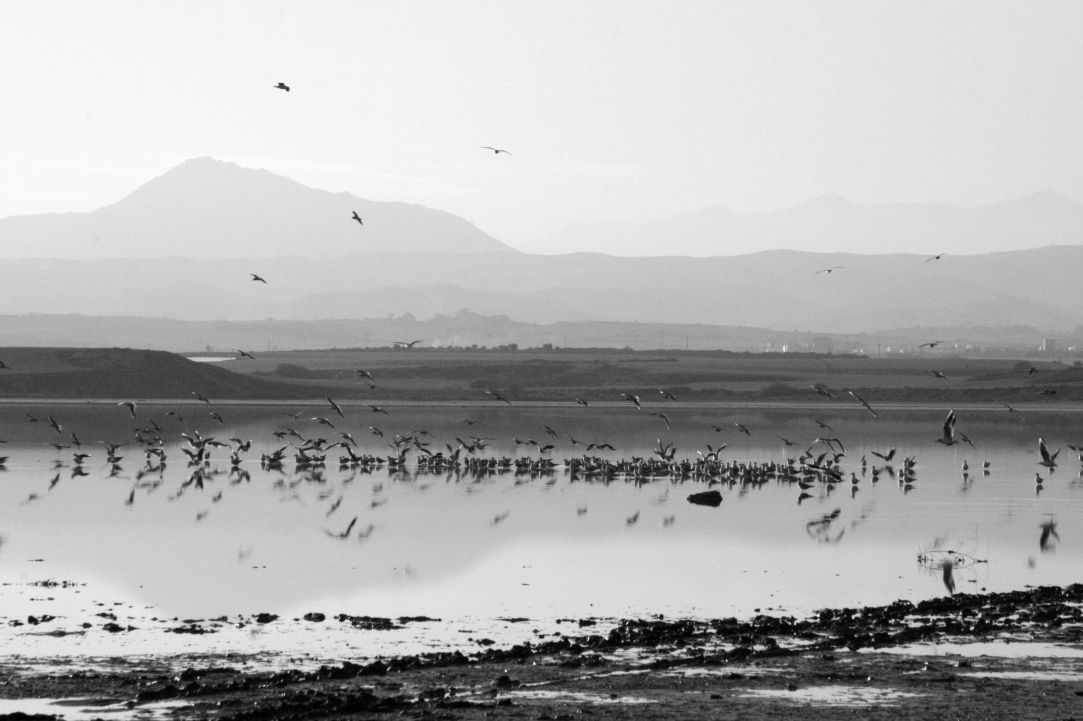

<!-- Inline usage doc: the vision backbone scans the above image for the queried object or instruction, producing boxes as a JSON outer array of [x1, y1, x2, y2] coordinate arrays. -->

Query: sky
[[2, 0, 1081, 253]]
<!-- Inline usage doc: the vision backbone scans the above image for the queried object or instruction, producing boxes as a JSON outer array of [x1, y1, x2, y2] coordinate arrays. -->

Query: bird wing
[[1039, 437, 1051, 464], [942, 410, 956, 441]]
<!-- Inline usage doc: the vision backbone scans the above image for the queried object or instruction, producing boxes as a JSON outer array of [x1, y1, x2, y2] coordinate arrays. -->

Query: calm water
[[0, 403, 1081, 664]]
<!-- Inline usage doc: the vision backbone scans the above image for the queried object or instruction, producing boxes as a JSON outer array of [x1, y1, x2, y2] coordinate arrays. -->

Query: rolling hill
[[0, 348, 323, 398], [0, 157, 512, 258], [0, 158, 1080, 334]]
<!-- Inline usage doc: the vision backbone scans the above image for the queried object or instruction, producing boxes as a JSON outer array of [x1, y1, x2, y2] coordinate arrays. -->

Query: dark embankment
[[0, 348, 325, 399]]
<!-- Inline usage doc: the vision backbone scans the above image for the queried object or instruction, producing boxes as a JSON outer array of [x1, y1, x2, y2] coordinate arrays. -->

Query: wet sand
[[1, 584, 1080, 720]]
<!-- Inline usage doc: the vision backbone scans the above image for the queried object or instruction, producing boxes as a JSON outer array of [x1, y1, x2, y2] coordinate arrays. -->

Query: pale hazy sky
[[2, 0, 1081, 252]]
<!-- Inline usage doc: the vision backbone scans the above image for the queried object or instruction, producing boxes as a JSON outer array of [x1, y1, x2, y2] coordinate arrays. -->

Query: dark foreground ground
[[2, 585, 1081, 720]]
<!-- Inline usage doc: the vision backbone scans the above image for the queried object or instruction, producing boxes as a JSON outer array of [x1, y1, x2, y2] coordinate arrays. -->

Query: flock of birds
[[1, 372, 1077, 579], [0, 81, 1074, 602]]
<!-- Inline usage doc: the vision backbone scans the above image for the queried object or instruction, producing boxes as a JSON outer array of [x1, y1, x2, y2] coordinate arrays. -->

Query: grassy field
[[0, 346, 1079, 402], [210, 347, 1083, 403]]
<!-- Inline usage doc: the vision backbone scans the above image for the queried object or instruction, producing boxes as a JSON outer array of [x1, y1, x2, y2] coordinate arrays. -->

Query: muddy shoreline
[[1, 584, 1081, 719]]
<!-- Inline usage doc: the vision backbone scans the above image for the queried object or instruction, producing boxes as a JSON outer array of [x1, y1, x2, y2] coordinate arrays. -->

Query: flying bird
[[237, 350, 256, 360], [817, 266, 844, 275], [250, 273, 268, 284], [620, 393, 642, 410], [274, 82, 290, 92], [481, 146, 511, 155], [936, 409, 958, 446], [924, 253, 945, 263], [657, 389, 677, 401], [484, 389, 512, 405], [117, 401, 137, 419], [1038, 437, 1060, 469], [393, 339, 423, 349], [650, 412, 672, 431], [351, 211, 364, 226], [326, 397, 344, 418], [919, 341, 942, 349], [847, 390, 879, 418]]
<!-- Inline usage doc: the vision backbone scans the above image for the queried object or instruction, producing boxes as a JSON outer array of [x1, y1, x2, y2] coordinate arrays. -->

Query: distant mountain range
[[0, 158, 1080, 334], [0, 157, 511, 258], [549, 192, 1083, 256]]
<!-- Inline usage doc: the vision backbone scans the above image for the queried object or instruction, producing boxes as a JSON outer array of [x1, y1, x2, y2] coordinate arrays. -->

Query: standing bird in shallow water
[[940, 559, 956, 595]]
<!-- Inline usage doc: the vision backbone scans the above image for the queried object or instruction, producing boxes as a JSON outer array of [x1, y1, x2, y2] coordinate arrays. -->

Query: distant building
[[812, 335, 834, 354], [1040, 338, 1057, 354]]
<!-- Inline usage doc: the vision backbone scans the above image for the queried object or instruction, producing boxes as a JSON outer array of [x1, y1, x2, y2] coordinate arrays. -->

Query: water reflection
[[0, 403, 1081, 661]]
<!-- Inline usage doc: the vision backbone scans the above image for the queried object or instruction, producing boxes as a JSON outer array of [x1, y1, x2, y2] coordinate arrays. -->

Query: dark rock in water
[[168, 624, 214, 634], [0, 714, 63, 721], [335, 614, 400, 630], [255, 612, 278, 624], [303, 612, 326, 623], [493, 674, 521, 689], [687, 490, 723, 507]]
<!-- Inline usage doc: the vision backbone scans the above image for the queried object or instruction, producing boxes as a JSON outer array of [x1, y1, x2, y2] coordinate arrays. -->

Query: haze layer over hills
[[0, 157, 511, 258], [0, 158, 1080, 335]]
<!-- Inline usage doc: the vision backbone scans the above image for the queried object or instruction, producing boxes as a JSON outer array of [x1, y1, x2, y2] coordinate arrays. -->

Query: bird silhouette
[[250, 273, 268, 284], [274, 82, 290, 92], [351, 211, 363, 226], [1039, 519, 1060, 552], [481, 146, 511, 155], [937, 410, 958, 446], [847, 390, 879, 418], [1038, 437, 1060, 469]]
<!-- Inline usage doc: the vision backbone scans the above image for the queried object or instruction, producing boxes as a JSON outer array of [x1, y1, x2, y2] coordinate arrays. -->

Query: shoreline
[[0, 397, 1081, 412], [1, 583, 1081, 719]]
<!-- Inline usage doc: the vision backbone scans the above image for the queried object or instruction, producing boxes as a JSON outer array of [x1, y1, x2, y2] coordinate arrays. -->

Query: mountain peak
[[1, 158, 514, 259]]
